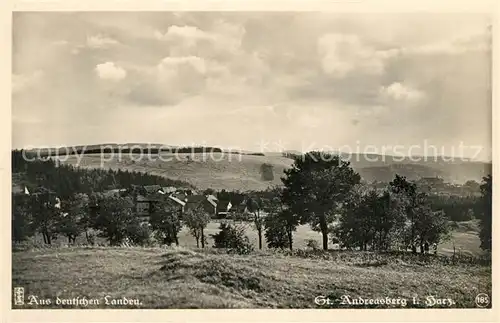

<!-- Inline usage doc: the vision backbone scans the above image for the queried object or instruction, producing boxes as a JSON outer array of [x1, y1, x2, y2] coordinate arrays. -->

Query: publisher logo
[[13, 287, 24, 306], [475, 293, 490, 308]]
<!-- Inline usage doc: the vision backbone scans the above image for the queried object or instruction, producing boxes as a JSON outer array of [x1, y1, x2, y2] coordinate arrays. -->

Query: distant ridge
[[15, 144, 491, 189]]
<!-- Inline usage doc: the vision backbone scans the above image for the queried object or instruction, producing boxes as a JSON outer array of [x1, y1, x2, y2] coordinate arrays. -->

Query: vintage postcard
[[4, 0, 499, 322]]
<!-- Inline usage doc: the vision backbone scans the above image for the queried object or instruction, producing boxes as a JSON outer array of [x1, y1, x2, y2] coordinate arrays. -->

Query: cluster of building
[[103, 185, 249, 222]]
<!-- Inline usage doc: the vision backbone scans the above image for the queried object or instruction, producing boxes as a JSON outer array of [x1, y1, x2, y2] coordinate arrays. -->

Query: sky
[[12, 12, 492, 160]]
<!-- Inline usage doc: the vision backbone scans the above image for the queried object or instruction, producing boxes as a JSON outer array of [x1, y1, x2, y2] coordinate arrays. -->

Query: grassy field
[[12, 246, 491, 309], [60, 153, 293, 191]]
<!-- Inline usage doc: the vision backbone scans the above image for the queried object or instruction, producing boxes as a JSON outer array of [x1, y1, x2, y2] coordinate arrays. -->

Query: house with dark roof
[[135, 194, 162, 217], [171, 192, 188, 203], [182, 195, 218, 215]]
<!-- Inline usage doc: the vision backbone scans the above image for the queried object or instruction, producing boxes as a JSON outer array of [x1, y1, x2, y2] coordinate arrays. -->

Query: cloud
[[12, 70, 44, 94], [155, 21, 245, 58], [11, 12, 491, 160], [155, 25, 213, 42], [379, 82, 425, 103], [87, 34, 119, 48], [317, 33, 397, 78], [126, 55, 210, 106], [95, 62, 127, 81], [158, 56, 207, 75], [401, 33, 490, 56]]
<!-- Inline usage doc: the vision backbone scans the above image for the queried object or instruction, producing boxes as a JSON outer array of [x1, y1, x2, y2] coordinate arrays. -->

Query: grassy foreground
[[12, 247, 491, 309]]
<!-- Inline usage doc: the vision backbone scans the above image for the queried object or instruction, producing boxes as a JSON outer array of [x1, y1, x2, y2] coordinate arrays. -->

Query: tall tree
[[30, 190, 60, 245], [57, 194, 89, 244], [246, 195, 265, 250], [92, 196, 137, 246], [334, 189, 376, 251], [184, 205, 211, 248], [264, 187, 299, 250], [12, 195, 34, 242], [282, 151, 360, 250], [478, 174, 492, 251], [389, 175, 418, 253], [150, 200, 183, 246], [413, 202, 450, 253]]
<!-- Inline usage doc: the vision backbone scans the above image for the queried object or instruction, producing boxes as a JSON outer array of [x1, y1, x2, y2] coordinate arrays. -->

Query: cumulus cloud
[[155, 21, 245, 57], [95, 62, 127, 81], [11, 12, 491, 160], [158, 56, 207, 75], [87, 34, 119, 48], [155, 25, 213, 42], [379, 82, 425, 103], [317, 33, 397, 78]]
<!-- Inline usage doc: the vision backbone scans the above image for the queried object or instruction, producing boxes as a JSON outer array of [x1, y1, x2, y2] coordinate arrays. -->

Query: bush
[[305, 239, 320, 250], [260, 163, 274, 181], [211, 223, 254, 255], [126, 222, 152, 246]]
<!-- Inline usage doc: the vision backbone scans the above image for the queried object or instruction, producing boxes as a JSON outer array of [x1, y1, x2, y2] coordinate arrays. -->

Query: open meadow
[[12, 246, 491, 309]]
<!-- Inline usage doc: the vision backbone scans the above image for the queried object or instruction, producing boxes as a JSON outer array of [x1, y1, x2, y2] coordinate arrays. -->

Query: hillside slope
[[57, 151, 490, 191], [12, 247, 491, 309], [60, 153, 293, 191]]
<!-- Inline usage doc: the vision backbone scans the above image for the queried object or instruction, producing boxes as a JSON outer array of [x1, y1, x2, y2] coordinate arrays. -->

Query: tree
[[29, 190, 61, 245], [390, 175, 450, 253], [125, 222, 152, 246], [12, 195, 34, 242], [93, 196, 138, 246], [211, 223, 254, 254], [334, 190, 374, 251], [478, 175, 492, 251], [203, 188, 216, 195], [389, 175, 418, 253], [150, 200, 183, 246], [282, 151, 360, 250], [260, 163, 275, 181], [184, 205, 211, 248], [57, 194, 89, 244], [413, 203, 450, 253], [264, 188, 299, 250], [246, 195, 265, 250]]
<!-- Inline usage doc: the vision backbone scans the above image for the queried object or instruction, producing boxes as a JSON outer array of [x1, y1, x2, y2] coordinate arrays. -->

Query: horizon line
[[11, 142, 492, 163]]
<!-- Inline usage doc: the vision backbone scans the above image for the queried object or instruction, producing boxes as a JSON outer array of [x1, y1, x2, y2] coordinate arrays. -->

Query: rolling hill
[[41, 144, 491, 191]]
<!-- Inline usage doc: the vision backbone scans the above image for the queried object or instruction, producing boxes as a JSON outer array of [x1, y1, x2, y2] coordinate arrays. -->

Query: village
[[104, 184, 253, 223]]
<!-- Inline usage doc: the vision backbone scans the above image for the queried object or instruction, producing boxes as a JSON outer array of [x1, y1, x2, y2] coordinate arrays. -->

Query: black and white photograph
[[9, 4, 495, 315]]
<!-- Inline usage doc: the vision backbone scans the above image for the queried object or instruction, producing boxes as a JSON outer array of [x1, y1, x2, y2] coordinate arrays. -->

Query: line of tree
[[13, 150, 193, 199], [17, 146, 224, 158], [263, 152, 492, 254]]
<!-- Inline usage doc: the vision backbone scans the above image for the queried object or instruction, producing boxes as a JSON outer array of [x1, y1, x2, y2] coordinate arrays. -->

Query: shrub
[[305, 239, 320, 250], [211, 223, 254, 255], [260, 163, 275, 181], [126, 222, 152, 246]]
